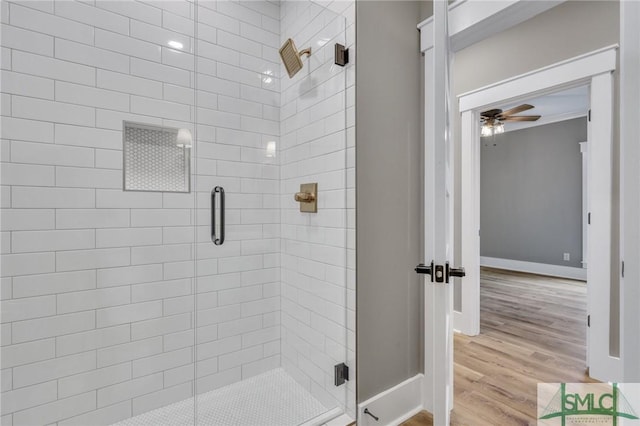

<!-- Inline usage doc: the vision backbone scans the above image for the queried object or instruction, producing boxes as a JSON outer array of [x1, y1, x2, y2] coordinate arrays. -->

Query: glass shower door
[[193, 0, 352, 424], [0, 0, 354, 423]]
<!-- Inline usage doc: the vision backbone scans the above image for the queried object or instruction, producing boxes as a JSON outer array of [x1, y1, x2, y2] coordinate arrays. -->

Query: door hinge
[[588, 212, 591, 224], [588, 109, 591, 122], [622, 260, 625, 278], [334, 363, 349, 386], [587, 314, 591, 328]]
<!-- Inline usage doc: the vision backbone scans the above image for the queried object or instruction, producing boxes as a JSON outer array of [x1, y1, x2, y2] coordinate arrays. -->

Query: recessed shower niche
[[123, 121, 192, 193]]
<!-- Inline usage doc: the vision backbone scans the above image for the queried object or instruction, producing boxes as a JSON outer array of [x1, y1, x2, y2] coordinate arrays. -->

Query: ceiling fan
[[480, 104, 541, 137]]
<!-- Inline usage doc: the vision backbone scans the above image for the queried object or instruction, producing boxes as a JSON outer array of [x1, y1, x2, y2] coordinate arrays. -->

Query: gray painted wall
[[356, 0, 423, 403], [452, 1, 619, 95], [480, 118, 587, 268]]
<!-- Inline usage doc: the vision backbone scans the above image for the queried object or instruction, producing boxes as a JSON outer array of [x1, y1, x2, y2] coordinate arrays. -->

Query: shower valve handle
[[294, 192, 315, 203]]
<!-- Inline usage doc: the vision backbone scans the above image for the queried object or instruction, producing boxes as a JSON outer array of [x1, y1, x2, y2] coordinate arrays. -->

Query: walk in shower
[[0, 1, 355, 424]]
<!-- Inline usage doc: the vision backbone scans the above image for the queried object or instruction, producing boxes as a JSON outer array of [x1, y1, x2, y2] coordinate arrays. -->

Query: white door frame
[[580, 141, 588, 270], [620, 0, 640, 383], [418, 1, 570, 418], [421, 1, 453, 423], [456, 45, 621, 382]]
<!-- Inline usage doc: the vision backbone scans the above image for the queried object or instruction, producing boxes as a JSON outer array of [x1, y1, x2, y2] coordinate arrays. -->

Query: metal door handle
[[415, 262, 445, 282], [446, 262, 465, 283], [211, 186, 225, 245], [415, 262, 434, 282], [416, 261, 465, 283], [448, 266, 466, 278]]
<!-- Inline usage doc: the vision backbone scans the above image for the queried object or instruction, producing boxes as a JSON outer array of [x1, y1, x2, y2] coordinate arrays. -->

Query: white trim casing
[[588, 71, 620, 382], [457, 110, 480, 336], [580, 141, 590, 368], [357, 375, 424, 426], [620, 0, 640, 383], [579, 141, 588, 269], [421, 1, 453, 423], [418, 0, 563, 53], [422, 44, 436, 416], [480, 257, 587, 281], [458, 46, 618, 113]]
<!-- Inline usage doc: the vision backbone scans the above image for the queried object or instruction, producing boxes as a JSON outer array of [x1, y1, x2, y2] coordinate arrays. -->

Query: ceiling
[[491, 85, 589, 133]]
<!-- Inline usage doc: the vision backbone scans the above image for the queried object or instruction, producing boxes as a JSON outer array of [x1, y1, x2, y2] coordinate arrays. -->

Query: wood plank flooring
[[401, 267, 596, 426]]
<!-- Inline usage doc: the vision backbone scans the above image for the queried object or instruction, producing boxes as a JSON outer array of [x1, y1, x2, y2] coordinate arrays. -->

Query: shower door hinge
[[588, 109, 591, 122], [334, 363, 349, 386], [587, 314, 591, 328], [334, 44, 349, 67]]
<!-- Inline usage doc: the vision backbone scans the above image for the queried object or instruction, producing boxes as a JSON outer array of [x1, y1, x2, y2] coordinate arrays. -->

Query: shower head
[[279, 38, 312, 78]]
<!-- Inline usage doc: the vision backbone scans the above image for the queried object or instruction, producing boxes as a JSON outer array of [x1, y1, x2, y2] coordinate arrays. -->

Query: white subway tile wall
[[279, 0, 356, 418], [0, 1, 355, 425]]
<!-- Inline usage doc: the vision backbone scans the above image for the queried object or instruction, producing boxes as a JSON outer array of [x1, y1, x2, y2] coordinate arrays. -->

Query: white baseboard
[[480, 256, 587, 281], [357, 374, 424, 426]]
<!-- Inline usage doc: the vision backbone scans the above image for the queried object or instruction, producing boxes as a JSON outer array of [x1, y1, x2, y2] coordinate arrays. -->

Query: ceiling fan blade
[[503, 115, 541, 122], [498, 104, 534, 118], [481, 108, 503, 119]]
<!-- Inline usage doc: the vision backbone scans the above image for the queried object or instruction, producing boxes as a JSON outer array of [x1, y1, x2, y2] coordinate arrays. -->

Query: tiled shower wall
[[0, 0, 354, 424], [279, 0, 356, 418], [1, 1, 198, 424], [192, 0, 283, 398], [0, 1, 284, 424]]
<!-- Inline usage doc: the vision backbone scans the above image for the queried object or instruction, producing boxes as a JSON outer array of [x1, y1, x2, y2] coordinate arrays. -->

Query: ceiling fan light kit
[[480, 103, 541, 137]]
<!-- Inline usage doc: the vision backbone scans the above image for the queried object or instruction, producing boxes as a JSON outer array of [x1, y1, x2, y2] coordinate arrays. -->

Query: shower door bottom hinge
[[334, 44, 349, 67], [334, 363, 349, 386]]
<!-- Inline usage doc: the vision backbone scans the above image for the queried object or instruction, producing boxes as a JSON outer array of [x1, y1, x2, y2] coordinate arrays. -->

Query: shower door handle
[[211, 186, 225, 245]]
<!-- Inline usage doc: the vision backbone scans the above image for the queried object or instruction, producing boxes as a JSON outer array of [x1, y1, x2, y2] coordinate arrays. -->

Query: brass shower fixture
[[294, 183, 317, 213], [279, 38, 312, 78]]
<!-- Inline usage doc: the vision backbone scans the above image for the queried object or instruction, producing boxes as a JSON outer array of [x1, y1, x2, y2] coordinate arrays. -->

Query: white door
[[419, 1, 462, 424]]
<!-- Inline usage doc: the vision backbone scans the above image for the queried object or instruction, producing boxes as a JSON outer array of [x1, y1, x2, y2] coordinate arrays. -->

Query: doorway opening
[[476, 85, 589, 281], [453, 86, 592, 423], [455, 46, 620, 385]]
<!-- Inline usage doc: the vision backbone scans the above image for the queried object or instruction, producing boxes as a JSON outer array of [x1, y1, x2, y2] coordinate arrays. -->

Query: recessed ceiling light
[[168, 40, 184, 50]]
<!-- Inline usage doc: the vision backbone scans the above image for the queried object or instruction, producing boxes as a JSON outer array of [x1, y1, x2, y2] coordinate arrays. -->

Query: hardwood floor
[[401, 267, 596, 426]]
